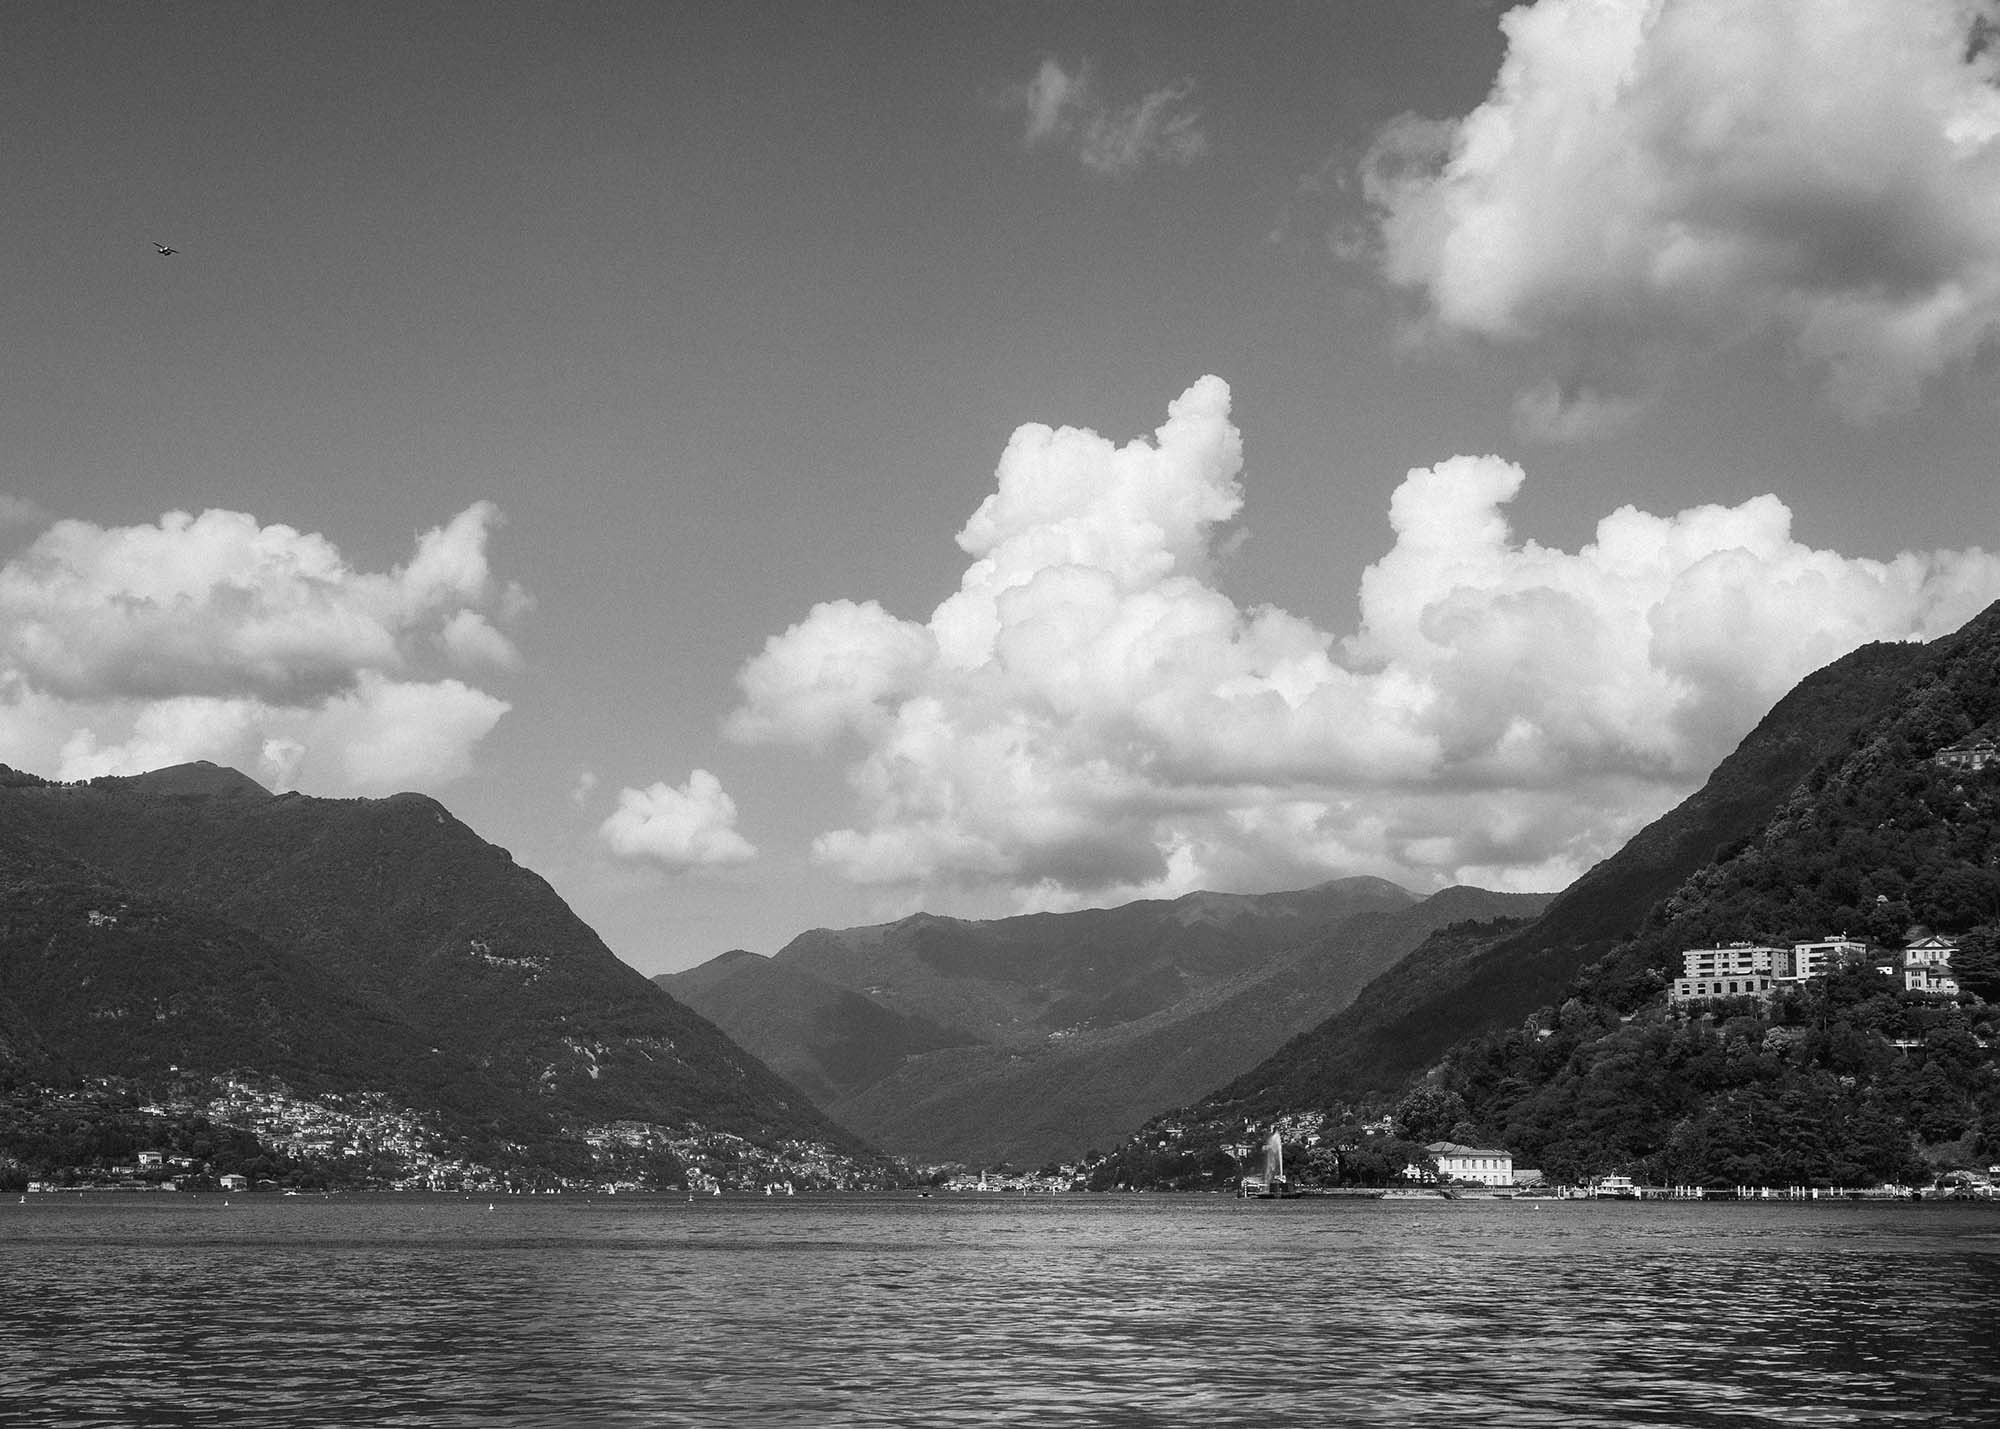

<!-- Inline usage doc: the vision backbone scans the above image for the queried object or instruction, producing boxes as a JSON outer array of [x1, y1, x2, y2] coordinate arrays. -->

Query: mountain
[[1397, 598, 2000, 1188], [660, 878, 1550, 1165], [0, 763, 895, 1190], [653, 948, 973, 1111], [1203, 635, 1930, 1111], [1096, 600, 2000, 1191]]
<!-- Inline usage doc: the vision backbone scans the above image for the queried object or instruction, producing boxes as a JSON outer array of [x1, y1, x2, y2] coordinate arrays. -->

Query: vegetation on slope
[[0, 765, 897, 1188], [1233, 639, 1929, 1103], [670, 881, 1548, 1165]]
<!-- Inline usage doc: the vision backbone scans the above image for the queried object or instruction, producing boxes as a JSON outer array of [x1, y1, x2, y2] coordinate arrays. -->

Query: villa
[[1903, 934, 1960, 997], [1424, 1141, 1515, 1187]]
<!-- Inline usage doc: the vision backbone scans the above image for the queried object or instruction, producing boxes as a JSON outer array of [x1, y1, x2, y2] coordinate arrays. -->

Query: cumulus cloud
[[598, 770, 758, 870], [0, 504, 523, 793], [730, 376, 2000, 907], [0, 495, 48, 529], [1015, 58, 1210, 176], [1363, 0, 2000, 429]]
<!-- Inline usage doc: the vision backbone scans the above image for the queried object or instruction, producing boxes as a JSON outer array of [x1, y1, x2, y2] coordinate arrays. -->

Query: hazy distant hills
[[659, 878, 1550, 1165], [0, 763, 889, 1182]]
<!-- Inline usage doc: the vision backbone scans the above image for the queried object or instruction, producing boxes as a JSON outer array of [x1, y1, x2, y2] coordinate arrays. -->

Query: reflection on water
[[4, 1196, 1999, 1426]]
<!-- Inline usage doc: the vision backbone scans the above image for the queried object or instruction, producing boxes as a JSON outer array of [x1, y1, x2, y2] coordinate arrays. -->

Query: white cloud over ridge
[[1364, 0, 2000, 432], [0, 495, 48, 529], [0, 503, 523, 793], [599, 770, 757, 870], [731, 377, 2000, 908], [1016, 58, 1210, 177]]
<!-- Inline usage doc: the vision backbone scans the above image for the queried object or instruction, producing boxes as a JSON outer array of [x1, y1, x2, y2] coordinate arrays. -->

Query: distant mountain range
[[659, 878, 1550, 1165], [0, 762, 893, 1189], [17, 601, 1982, 1193]]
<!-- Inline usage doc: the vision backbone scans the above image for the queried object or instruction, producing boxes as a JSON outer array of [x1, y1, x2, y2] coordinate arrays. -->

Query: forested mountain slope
[[1094, 602, 2000, 1191], [1212, 636, 1929, 1108], [0, 763, 894, 1188]]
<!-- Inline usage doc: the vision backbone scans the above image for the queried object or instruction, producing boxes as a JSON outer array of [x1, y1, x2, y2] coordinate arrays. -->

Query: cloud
[[1015, 58, 1210, 177], [598, 770, 758, 870], [0, 495, 48, 530], [1363, 0, 2000, 427], [0, 504, 522, 793], [730, 376, 2000, 907]]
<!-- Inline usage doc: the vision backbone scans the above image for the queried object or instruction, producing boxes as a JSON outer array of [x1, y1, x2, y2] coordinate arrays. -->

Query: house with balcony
[[1903, 934, 1959, 996]]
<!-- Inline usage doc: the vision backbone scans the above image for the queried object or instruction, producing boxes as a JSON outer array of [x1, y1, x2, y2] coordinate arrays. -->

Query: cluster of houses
[[1667, 934, 1959, 1006]]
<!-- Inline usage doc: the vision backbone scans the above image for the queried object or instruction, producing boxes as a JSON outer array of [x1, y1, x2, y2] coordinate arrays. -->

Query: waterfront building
[[1424, 1142, 1515, 1187]]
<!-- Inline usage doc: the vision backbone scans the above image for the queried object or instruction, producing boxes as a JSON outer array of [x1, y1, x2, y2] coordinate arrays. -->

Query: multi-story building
[[1669, 944, 1785, 1003], [1669, 936, 1869, 1006], [1786, 935, 1868, 980]]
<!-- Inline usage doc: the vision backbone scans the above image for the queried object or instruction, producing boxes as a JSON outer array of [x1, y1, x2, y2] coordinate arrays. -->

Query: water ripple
[[4, 1197, 1999, 1426]]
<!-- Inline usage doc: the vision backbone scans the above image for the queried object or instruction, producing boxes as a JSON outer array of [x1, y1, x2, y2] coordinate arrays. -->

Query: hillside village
[[4, 1072, 897, 1195]]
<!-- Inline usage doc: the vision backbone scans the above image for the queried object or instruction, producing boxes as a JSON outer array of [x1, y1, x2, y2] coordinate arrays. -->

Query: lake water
[[4, 1193, 1999, 1427]]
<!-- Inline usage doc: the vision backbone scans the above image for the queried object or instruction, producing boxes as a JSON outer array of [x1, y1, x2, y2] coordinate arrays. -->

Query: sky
[[5, 0, 2000, 974]]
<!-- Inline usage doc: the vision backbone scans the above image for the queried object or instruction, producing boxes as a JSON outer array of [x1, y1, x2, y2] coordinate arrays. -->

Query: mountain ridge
[[662, 878, 1549, 1164], [0, 765, 897, 1190], [1204, 635, 1932, 1108]]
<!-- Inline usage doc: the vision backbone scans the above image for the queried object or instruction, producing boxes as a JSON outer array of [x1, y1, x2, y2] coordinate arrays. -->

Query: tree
[[1394, 1086, 1469, 1144], [1953, 926, 2000, 1002]]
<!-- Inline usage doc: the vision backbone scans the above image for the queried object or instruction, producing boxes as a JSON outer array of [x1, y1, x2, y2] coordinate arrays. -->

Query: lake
[[4, 1193, 1999, 1426]]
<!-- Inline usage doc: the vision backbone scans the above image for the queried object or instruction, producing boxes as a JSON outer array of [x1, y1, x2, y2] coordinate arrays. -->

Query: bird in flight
[[153, 242, 178, 256]]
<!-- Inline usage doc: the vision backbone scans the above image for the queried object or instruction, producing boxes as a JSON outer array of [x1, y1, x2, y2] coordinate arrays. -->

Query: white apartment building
[[1788, 936, 1868, 980], [1670, 943, 1785, 1003], [1669, 936, 1869, 1006]]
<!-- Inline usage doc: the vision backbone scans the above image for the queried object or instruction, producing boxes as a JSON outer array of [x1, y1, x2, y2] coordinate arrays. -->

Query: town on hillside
[[2, 1073, 897, 1196]]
